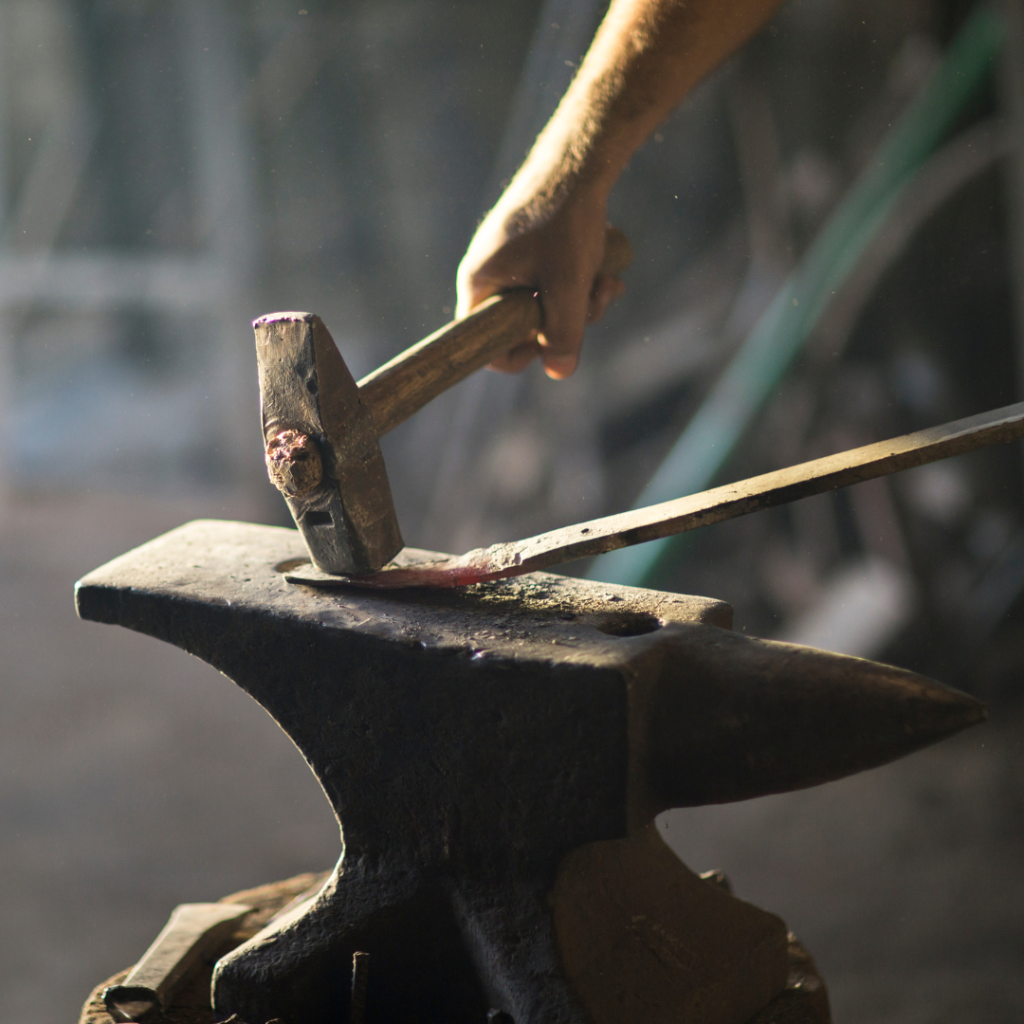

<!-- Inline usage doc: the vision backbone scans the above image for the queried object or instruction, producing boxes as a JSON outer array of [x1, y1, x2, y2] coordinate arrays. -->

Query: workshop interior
[[1, 0, 1023, 1022]]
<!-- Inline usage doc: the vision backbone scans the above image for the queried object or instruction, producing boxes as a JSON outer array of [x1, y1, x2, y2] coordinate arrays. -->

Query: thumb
[[455, 268, 493, 320]]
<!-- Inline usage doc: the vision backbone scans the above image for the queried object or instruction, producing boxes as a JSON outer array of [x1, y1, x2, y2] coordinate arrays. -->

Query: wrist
[[492, 135, 615, 238]]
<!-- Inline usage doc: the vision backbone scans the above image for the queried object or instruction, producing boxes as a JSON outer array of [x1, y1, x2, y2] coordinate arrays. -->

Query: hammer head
[[254, 312, 403, 575]]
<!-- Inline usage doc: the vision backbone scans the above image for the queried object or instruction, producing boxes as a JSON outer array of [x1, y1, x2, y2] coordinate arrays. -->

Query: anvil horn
[[633, 627, 985, 814], [75, 520, 984, 1024]]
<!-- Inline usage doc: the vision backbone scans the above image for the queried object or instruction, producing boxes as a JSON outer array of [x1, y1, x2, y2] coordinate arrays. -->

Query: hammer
[[256, 227, 632, 575]]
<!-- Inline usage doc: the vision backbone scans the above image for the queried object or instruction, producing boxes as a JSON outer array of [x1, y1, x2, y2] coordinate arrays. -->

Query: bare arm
[[457, 0, 785, 378]]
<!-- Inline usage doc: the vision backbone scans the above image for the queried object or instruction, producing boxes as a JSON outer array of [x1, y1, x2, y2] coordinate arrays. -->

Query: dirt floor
[[1, 492, 1021, 1024]]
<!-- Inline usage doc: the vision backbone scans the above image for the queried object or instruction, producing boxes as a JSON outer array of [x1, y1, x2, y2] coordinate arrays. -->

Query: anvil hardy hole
[[275, 557, 311, 572], [597, 611, 663, 637]]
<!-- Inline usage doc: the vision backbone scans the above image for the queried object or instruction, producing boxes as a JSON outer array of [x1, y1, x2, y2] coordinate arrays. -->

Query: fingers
[[483, 274, 626, 377], [461, 255, 541, 372], [536, 272, 626, 378]]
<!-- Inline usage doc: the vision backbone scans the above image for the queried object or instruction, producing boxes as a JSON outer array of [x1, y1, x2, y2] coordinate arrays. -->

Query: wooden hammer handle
[[358, 226, 633, 437]]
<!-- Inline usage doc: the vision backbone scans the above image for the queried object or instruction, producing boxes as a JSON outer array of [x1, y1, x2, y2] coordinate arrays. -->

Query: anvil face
[[75, 520, 983, 1024]]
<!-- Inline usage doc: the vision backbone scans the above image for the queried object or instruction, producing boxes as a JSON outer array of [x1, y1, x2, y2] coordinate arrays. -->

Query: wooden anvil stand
[[75, 520, 983, 1024]]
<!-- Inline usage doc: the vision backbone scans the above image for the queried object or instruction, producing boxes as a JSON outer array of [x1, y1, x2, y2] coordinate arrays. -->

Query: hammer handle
[[358, 226, 633, 437]]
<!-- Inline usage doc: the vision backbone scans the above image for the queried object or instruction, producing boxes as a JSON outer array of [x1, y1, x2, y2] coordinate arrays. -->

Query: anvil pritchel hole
[[596, 611, 663, 637], [275, 557, 312, 573]]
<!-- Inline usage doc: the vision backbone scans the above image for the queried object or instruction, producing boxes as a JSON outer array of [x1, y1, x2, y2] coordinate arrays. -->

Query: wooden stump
[[78, 871, 830, 1024]]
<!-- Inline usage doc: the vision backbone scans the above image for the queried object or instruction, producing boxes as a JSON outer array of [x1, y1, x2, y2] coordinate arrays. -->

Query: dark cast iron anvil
[[75, 519, 984, 1024]]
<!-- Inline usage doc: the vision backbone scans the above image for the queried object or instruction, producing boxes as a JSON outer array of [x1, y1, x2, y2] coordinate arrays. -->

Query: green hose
[[589, 5, 1007, 588]]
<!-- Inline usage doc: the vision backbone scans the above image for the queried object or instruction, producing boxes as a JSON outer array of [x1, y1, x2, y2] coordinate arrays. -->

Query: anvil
[[76, 520, 983, 1024]]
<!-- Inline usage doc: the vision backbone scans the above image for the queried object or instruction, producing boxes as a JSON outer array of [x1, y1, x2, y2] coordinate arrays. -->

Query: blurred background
[[1, 0, 1022, 1021]]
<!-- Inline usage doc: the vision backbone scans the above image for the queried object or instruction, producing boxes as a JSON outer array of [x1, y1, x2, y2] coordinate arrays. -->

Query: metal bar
[[519, 402, 1024, 570], [303, 402, 1024, 588]]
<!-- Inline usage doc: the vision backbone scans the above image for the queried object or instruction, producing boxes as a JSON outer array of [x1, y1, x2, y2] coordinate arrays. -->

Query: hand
[[456, 0, 785, 377], [455, 190, 626, 379]]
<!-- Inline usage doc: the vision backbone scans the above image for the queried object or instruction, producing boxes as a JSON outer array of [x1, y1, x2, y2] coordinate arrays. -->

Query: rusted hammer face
[[256, 228, 633, 575]]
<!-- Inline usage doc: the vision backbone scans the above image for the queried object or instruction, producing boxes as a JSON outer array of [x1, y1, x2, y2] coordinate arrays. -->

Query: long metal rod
[[289, 401, 1024, 589]]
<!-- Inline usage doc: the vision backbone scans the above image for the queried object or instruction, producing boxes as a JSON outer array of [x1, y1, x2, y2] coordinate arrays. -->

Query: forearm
[[505, 0, 785, 215]]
